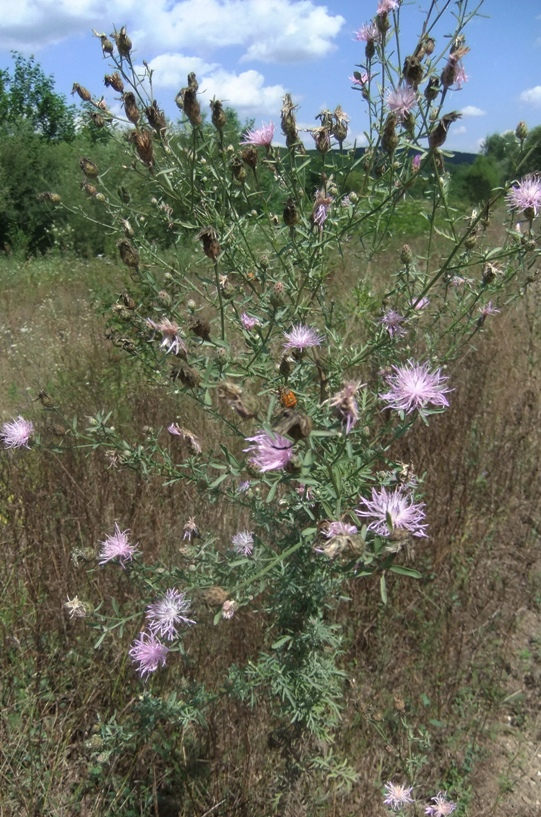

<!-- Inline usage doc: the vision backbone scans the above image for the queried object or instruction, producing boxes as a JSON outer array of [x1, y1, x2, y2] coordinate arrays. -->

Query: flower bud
[[400, 244, 413, 265], [516, 121, 528, 142]]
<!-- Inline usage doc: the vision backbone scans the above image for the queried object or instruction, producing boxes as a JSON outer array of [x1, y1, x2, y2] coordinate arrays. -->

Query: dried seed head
[[170, 360, 201, 388], [230, 154, 247, 182], [424, 76, 440, 102], [428, 111, 462, 149], [79, 157, 99, 178], [111, 26, 132, 58], [283, 197, 299, 227], [81, 181, 97, 197], [122, 92, 140, 126], [210, 98, 227, 133], [145, 101, 167, 136], [37, 191, 62, 204], [72, 83, 92, 102], [198, 227, 221, 260], [382, 113, 398, 155], [104, 72, 124, 93], [241, 145, 258, 169], [199, 586, 228, 607], [92, 30, 114, 56], [175, 75, 202, 127], [188, 315, 211, 341], [403, 56, 423, 89], [128, 129, 154, 166], [89, 112, 105, 128], [117, 239, 139, 270], [313, 127, 331, 154]]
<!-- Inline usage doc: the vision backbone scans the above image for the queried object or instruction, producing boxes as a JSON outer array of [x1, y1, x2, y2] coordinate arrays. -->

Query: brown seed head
[[198, 227, 221, 261], [382, 113, 398, 155], [81, 181, 97, 197], [429, 111, 462, 150], [79, 157, 99, 178], [230, 154, 247, 182], [111, 26, 132, 58], [122, 92, 140, 125], [283, 197, 299, 227], [128, 129, 154, 166], [71, 83, 92, 102], [424, 76, 440, 102], [170, 360, 201, 388], [241, 145, 258, 169], [145, 101, 167, 136], [117, 239, 139, 270], [104, 72, 124, 93], [403, 56, 423, 89], [210, 98, 227, 133], [188, 315, 211, 341]]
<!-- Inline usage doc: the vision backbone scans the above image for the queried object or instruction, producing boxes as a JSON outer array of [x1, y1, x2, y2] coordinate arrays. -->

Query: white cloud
[[145, 54, 219, 89], [1, 0, 344, 63], [452, 125, 467, 135], [519, 85, 541, 107], [460, 105, 485, 117]]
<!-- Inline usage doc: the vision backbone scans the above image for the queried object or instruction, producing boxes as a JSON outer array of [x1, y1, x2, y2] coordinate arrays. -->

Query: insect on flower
[[278, 387, 297, 409]]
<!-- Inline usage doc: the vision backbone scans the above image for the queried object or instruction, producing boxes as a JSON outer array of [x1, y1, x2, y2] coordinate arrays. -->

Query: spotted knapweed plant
[[17, 0, 539, 795]]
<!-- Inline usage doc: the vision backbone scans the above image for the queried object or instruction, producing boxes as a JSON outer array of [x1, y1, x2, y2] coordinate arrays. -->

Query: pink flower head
[[183, 516, 200, 541], [506, 174, 541, 218], [409, 296, 430, 310], [380, 360, 451, 416], [244, 429, 294, 472], [325, 521, 359, 538], [147, 318, 187, 356], [283, 324, 325, 351], [478, 301, 500, 317], [146, 588, 195, 640], [231, 530, 254, 556], [240, 312, 261, 331], [167, 423, 202, 454], [380, 309, 407, 338], [378, 0, 400, 14], [453, 62, 468, 89], [312, 191, 333, 230], [98, 523, 138, 567], [350, 72, 370, 87], [328, 380, 362, 434], [412, 153, 421, 171], [129, 631, 169, 677], [355, 22, 381, 43], [451, 275, 465, 287], [387, 86, 417, 120], [425, 793, 457, 817], [383, 781, 414, 810], [356, 485, 428, 538], [1, 416, 34, 449], [241, 122, 275, 147]]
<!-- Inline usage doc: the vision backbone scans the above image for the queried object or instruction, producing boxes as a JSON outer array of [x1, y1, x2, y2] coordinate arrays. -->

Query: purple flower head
[[312, 190, 333, 230], [453, 62, 468, 89], [451, 275, 465, 287], [98, 523, 138, 567], [412, 153, 421, 171], [147, 318, 187, 356], [328, 380, 362, 434], [356, 485, 428, 538], [506, 174, 541, 218], [325, 521, 359, 538], [238, 480, 251, 493], [355, 22, 381, 43], [183, 516, 200, 541], [1, 416, 34, 449], [146, 588, 195, 640], [387, 86, 417, 121], [425, 793, 456, 817], [380, 309, 407, 338], [350, 72, 370, 87], [378, 0, 400, 14], [244, 429, 294, 472], [240, 312, 261, 331], [231, 530, 254, 556], [409, 296, 430, 310], [478, 301, 500, 317], [167, 423, 201, 454], [283, 324, 325, 351], [129, 631, 169, 677], [240, 122, 275, 148], [380, 360, 451, 416], [383, 781, 414, 810]]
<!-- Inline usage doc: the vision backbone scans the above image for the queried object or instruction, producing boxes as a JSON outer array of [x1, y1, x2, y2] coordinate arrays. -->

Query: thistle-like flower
[[506, 174, 541, 218], [146, 588, 195, 640], [98, 523, 138, 566], [1, 416, 34, 449], [325, 521, 359, 538], [244, 430, 294, 472], [380, 360, 451, 416], [425, 793, 456, 817], [240, 313, 261, 331], [478, 301, 500, 317], [380, 309, 407, 338], [356, 485, 428, 538], [129, 632, 169, 677], [387, 86, 417, 121], [378, 0, 400, 14], [383, 781, 414, 810], [231, 530, 254, 556], [283, 324, 325, 351], [355, 22, 381, 43], [328, 381, 362, 434], [241, 122, 275, 148], [182, 517, 200, 541], [147, 318, 187, 356], [312, 191, 333, 230]]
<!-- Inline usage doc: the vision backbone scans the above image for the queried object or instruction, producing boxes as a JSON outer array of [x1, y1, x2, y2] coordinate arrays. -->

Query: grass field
[[1, 248, 541, 817]]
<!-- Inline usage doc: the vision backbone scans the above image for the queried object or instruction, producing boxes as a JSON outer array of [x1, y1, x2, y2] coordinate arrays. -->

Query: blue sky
[[1, 0, 540, 153]]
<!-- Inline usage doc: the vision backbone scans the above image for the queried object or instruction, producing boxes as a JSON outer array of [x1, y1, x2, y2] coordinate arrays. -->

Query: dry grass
[[1, 251, 540, 816]]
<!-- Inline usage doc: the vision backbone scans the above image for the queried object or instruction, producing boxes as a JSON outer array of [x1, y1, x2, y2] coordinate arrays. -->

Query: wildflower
[[378, 0, 400, 14], [167, 423, 202, 454], [64, 595, 92, 619], [231, 530, 254, 556], [283, 324, 325, 351], [453, 62, 468, 89], [356, 485, 428, 538], [409, 296, 430, 310], [383, 781, 414, 810], [146, 588, 195, 640], [240, 122, 274, 148], [325, 521, 359, 538], [312, 191, 333, 230], [129, 631, 169, 677], [221, 599, 238, 619], [98, 523, 138, 567], [244, 430, 294, 472], [146, 318, 187, 356], [380, 360, 451, 416], [506, 174, 541, 218], [380, 309, 407, 338], [240, 312, 261, 331], [1, 416, 34, 449], [412, 153, 421, 171], [387, 86, 417, 121], [183, 517, 200, 541], [350, 71, 369, 86], [425, 793, 456, 817], [355, 22, 381, 43], [451, 275, 465, 287], [478, 301, 500, 317], [328, 380, 362, 434], [238, 480, 251, 493]]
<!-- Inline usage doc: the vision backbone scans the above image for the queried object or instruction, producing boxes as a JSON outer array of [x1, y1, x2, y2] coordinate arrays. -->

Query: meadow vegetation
[[1, 2, 541, 816]]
